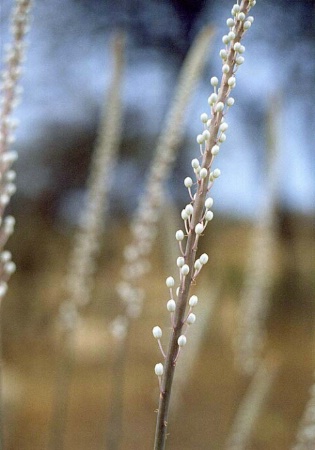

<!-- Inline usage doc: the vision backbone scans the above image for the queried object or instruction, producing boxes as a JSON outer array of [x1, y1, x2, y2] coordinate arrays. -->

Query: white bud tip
[[202, 130, 210, 140], [176, 256, 185, 268], [175, 230, 184, 241], [200, 253, 209, 265], [187, 313, 196, 325], [195, 223, 204, 235], [167, 299, 176, 312], [180, 264, 190, 276], [191, 158, 200, 169], [228, 76, 236, 87], [184, 177, 193, 188], [210, 77, 219, 86], [213, 168, 221, 178], [178, 335, 187, 347], [222, 64, 230, 74], [227, 97, 235, 107], [200, 113, 208, 123], [152, 326, 162, 339], [155, 363, 164, 376], [199, 168, 208, 179], [185, 204, 193, 216], [166, 276, 175, 288], [211, 145, 220, 156], [189, 295, 198, 307], [215, 102, 224, 113], [205, 211, 214, 221], [226, 18, 234, 27], [238, 12, 246, 21], [196, 134, 204, 144], [205, 197, 214, 209]]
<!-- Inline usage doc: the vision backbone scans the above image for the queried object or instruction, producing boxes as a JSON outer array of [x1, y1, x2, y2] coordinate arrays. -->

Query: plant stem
[[154, 1, 253, 448]]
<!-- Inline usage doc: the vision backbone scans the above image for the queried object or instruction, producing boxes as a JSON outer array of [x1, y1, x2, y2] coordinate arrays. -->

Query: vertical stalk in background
[[152, 2, 256, 449], [0, 0, 33, 447], [292, 370, 315, 450], [233, 95, 281, 375], [225, 355, 280, 450], [105, 26, 215, 450], [49, 33, 125, 450]]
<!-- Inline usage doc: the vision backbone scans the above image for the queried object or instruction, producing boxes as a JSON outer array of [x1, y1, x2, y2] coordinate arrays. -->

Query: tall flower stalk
[[152, 2, 256, 448], [0, 0, 33, 446], [49, 33, 125, 450]]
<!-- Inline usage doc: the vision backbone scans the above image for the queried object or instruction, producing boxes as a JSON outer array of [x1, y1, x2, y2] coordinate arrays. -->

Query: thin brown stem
[[153, 1, 253, 448]]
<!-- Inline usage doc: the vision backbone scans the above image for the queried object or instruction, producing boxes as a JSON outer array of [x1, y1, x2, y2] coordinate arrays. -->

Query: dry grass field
[[2, 211, 314, 450]]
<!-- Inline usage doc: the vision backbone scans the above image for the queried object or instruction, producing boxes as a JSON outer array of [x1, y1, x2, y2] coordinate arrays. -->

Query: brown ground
[[2, 212, 314, 450]]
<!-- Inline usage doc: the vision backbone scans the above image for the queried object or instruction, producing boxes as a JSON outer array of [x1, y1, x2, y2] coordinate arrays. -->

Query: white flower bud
[[215, 102, 224, 113], [191, 158, 200, 169], [228, 31, 235, 40], [232, 4, 240, 15], [0, 251, 11, 263], [236, 56, 245, 65], [177, 257, 185, 268], [166, 276, 175, 287], [220, 122, 228, 132], [178, 335, 187, 347], [181, 264, 190, 276], [208, 93, 218, 105], [195, 223, 204, 235], [167, 299, 176, 312], [238, 12, 246, 21], [213, 168, 221, 178], [234, 42, 242, 52], [200, 113, 208, 123], [187, 313, 196, 325], [243, 20, 251, 29], [202, 130, 210, 140], [247, 16, 254, 24], [222, 64, 230, 74], [0, 282, 8, 298], [222, 35, 230, 45], [185, 204, 193, 216], [205, 197, 214, 209], [199, 168, 208, 179], [181, 209, 189, 221], [189, 295, 198, 307], [175, 230, 184, 241], [5, 262, 16, 274], [219, 133, 226, 143], [227, 97, 235, 107], [210, 76, 219, 86], [194, 259, 202, 270], [228, 76, 236, 88], [205, 211, 214, 221], [211, 145, 220, 156], [239, 45, 246, 54], [200, 253, 209, 265], [155, 363, 164, 376], [184, 177, 193, 189], [196, 134, 204, 144], [226, 18, 234, 27], [220, 49, 227, 60], [152, 326, 162, 339]]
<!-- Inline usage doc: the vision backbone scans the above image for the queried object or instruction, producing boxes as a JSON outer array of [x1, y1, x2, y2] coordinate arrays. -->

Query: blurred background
[[0, 0, 314, 449]]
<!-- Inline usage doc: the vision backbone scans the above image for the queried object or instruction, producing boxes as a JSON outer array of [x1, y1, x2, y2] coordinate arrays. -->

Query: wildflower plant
[[152, 1, 257, 448], [0, 0, 32, 301]]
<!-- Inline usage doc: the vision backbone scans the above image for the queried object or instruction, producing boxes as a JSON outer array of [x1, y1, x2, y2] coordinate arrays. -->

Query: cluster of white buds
[[0, 0, 33, 302], [153, 0, 256, 389]]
